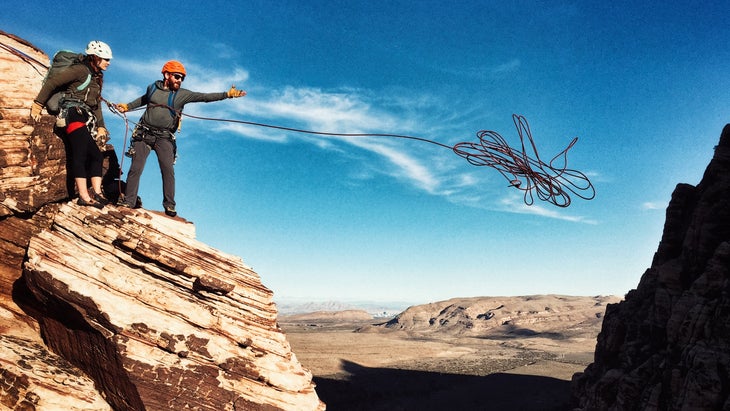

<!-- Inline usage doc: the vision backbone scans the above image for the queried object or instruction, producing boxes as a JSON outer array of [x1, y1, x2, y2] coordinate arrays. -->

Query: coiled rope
[[452, 115, 595, 207]]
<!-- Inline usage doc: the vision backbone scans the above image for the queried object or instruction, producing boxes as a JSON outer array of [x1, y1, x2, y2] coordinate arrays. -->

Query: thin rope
[[0, 41, 48, 75], [103, 99, 130, 199]]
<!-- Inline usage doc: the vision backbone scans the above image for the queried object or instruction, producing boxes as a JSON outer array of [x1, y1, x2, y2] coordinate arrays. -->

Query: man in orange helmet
[[115, 60, 245, 216]]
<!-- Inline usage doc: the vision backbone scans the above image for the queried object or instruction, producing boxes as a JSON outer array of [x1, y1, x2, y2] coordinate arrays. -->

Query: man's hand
[[115, 103, 129, 113], [30, 101, 43, 122], [227, 85, 247, 98]]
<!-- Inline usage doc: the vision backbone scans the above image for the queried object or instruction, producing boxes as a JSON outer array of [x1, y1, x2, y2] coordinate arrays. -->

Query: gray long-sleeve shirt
[[127, 80, 228, 132]]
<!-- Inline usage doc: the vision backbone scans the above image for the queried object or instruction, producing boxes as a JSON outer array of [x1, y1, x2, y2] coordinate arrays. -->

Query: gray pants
[[123, 133, 176, 210]]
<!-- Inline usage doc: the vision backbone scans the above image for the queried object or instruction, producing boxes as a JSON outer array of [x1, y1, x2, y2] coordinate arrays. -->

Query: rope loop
[[453, 114, 595, 207]]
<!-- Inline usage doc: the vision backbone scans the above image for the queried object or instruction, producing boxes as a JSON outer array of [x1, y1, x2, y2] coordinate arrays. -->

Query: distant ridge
[[275, 299, 412, 317], [359, 294, 621, 338]]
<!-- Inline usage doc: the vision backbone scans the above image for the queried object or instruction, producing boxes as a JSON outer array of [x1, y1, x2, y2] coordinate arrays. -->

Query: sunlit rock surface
[[373, 295, 620, 337], [23, 203, 323, 410], [0, 31, 67, 216], [1, 30, 324, 410]]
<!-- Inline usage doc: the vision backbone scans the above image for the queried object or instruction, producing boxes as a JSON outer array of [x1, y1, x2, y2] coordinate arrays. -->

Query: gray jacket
[[126, 80, 228, 132]]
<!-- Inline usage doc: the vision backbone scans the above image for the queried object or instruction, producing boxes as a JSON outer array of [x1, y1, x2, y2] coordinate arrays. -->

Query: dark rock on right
[[571, 125, 730, 410]]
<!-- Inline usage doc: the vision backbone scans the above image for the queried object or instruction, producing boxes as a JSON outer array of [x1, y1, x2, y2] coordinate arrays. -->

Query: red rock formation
[[0, 32, 68, 216], [572, 126, 730, 409], [0, 31, 324, 410], [371, 295, 620, 337]]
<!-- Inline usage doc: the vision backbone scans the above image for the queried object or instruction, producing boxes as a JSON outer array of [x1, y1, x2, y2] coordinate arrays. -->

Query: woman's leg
[[64, 108, 101, 206]]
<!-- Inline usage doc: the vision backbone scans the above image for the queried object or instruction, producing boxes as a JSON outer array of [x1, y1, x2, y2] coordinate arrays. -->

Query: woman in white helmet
[[30, 40, 113, 208]]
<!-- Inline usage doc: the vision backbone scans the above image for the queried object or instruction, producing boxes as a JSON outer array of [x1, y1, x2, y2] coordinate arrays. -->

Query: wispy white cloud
[[641, 201, 667, 211], [499, 195, 598, 224], [491, 59, 521, 75], [211, 42, 238, 59], [438, 58, 521, 81], [347, 137, 439, 192]]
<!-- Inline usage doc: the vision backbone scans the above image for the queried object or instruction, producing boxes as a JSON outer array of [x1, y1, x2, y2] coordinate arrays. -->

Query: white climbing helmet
[[85, 40, 113, 59]]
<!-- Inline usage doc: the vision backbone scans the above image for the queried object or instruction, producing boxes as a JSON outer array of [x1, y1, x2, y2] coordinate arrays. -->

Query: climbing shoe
[[77, 197, 104, 209], [93, 191, 110, 206]]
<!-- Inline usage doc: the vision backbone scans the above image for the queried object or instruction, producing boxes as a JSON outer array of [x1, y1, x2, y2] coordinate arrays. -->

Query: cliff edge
[[0, 31, 324, 410]]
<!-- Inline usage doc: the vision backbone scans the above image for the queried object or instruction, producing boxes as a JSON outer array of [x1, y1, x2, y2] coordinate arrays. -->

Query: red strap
[[66, 121, 85, 134]]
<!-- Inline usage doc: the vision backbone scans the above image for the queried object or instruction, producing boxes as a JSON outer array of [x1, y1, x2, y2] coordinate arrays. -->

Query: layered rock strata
[[1, 31, 324, 410], [0, 31, 66, 216], [23, 203, 322, 410]]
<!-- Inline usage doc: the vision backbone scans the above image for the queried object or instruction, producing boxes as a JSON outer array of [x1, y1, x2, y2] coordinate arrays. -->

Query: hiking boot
[[93, 191, 109, 206], [77, 197, 104, 209], [116, 200, 132, 208], [164, 206, 177, 217]]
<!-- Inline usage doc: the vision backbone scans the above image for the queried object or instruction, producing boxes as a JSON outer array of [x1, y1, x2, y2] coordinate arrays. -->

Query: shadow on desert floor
[[314, 360, 572, 411]]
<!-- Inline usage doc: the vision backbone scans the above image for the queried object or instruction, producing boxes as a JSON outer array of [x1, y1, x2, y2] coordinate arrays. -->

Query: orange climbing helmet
[[161, 60, 186, 75]]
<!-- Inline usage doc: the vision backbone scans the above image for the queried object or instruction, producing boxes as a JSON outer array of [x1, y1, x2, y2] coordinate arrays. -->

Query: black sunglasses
[[170, 73, 185, 81]]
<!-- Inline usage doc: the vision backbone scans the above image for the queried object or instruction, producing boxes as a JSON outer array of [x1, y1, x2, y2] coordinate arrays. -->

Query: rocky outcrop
[[0, 31, 67, 216], [572, 126, 730, 409], [1, 31, 324, 410], [367, 295, 620, 338]]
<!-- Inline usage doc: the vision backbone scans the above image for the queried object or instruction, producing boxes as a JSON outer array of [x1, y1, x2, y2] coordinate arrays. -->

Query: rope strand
[[103, 99, 130, 199]]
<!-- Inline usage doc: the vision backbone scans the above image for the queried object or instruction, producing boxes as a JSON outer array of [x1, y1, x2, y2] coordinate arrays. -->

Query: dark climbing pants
[[64, 107, 102, 180], [123, 132, 176, 210]]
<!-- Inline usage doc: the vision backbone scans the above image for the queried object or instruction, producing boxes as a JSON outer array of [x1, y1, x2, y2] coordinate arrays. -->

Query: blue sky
[[4, 1, 729, 306]]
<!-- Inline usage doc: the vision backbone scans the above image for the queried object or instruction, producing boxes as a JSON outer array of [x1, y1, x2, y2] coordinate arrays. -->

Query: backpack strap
[[145, 83, 156, 103], [145, 83, 176, 116], [145, 82, 181, 131], [76, 73, 92, 91], [168, 90, 181, 131]]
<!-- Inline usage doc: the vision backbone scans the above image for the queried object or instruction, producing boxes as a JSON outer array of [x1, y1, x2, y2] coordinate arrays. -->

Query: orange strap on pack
[[66, 121, 85, 134]]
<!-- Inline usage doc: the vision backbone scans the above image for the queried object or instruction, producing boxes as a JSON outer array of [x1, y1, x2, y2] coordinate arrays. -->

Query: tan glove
[[115, 103, 129, 113], [30, 101, 43, 122], [227, 85, 246, 98]]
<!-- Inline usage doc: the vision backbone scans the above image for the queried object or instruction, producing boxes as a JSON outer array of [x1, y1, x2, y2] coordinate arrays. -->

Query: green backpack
[[43, 50, 91, 115]]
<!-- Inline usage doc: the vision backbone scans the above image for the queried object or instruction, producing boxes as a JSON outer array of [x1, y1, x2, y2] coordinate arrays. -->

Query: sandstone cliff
[[572, 126, 730, 409], [0, 31, 324, 410]]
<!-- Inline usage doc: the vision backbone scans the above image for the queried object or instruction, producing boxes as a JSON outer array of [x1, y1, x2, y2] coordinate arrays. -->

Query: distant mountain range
[[274, 299, 417, 318]]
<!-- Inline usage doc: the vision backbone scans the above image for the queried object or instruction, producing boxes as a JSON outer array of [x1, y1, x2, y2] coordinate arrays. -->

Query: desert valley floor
[[279, 294, 619, 411]]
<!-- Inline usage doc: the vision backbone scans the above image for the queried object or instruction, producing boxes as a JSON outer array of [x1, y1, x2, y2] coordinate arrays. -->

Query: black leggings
[[64, 107, 102, 179]]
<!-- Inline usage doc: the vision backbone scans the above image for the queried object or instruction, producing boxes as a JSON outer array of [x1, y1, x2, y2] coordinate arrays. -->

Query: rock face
[[572, 126, 730, 409], [0, 31, 68, 216], [369, 295, 620, 338], [0, 31, 324, 410]]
